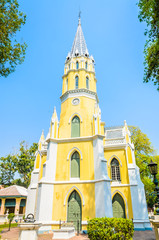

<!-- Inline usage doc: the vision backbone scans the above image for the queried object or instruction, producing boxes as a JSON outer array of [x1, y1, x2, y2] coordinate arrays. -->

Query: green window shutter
[[5, 199, 16, 207], [20, 199, 26, 207], [71, 116, 80, 137], [71, 151, 80, 178]]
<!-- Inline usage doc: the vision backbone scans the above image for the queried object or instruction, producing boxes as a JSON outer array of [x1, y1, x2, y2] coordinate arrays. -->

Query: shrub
[[8, 213, 15, 231], [87, 217, 134, 240]]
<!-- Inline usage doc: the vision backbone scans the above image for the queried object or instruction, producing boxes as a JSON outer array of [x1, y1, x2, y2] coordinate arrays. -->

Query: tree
[[8, 213, 15, 231], [138, 0, 159, 90], [129, 126, 158, 207], [0, 0, 27, 77], [16, 141, 38, 188], [0, 154, 17, 186]]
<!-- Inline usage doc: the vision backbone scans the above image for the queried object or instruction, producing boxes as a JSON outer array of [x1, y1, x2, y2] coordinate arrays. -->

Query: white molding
[[68, 112, 83, 124], [39, 178, 111, 185], [108, 155, 122, 167], [60, 88, 99, 103], [67, 147, 83, 160], [111, 183, 135, 187], [64, 186, 85, 206], [112, 190, 129, 218], [46, 134, 105, 144], [104, 144, 126, 150]]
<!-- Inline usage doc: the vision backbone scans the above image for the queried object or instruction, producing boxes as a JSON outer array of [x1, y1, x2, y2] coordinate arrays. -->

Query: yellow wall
[[56, 141, 94, 181], [59, 96, 96, 138], [111, 187, 133, 219], [52, 183, 96, 224], [104, 149, 129, 184], [39, 155, 47, 180]]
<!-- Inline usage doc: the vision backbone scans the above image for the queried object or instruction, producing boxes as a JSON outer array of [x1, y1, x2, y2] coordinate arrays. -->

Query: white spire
[[70, 15, 89, 58]]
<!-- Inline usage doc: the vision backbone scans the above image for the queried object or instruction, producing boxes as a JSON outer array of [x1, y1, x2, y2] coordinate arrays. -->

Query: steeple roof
[[69, 17, 89, 58]]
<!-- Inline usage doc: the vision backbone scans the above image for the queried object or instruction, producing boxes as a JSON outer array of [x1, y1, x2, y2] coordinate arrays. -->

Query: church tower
[[26, 16, 151, 232]]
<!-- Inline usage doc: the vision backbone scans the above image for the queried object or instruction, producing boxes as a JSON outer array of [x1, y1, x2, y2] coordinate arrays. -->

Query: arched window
[[66, 79, 68, 91], [76, 61, 79, 70], [111, 158, 121, 181], [86, 77, 89, 89], [71, 116, 80, 137], [85, 62, 88, 70], [75, 76, 79, 89], [71, 152, 80, 178]]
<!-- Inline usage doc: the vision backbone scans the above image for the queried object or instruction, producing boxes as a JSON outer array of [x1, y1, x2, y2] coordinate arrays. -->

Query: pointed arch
[[68, 113, 82, 124], [112, 190, 128, 218], [108, 155, 122, 167], [67, 147, 83, 160], [71, 116, 80, 137], [64, 186, 85, 206]]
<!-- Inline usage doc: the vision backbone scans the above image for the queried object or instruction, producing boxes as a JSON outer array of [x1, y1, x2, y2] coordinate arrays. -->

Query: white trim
[[39, 178, 111, 185], [60, 88, 99, 103], [112, 190, 129, 218], [111, 183, 134, 187], [46, 134, 105, 143], [108, 155, 122, 167], [68, 113, 82, 124], [104, 144, 126, 150], [67, 147, 83, 160], [64, 186, 85, 206]]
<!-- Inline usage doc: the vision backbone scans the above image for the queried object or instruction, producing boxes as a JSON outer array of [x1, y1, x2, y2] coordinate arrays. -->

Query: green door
[[67, 190, 82, 230], [112, 193, 126, 218]]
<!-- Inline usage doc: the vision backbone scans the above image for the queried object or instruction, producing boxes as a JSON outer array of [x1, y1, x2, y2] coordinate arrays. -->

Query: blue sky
[[0, 0, 159, 157]]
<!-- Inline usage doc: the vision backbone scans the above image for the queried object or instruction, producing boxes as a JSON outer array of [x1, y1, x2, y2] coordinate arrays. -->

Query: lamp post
[[148, 160, 159, 215]]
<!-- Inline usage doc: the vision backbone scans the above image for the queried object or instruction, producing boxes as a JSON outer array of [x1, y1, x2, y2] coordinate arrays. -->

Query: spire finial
[[78, 10, 81, 25]]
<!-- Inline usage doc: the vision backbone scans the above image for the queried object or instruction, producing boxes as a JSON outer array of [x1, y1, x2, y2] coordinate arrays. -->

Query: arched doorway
[[112, 193, 126, 218], [67, 190, 82, 230]]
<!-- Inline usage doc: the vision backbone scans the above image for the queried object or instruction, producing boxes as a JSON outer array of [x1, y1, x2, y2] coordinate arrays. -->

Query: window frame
[[75, 76, 79, 89], [76, 61, 79, 70], [111, 158, 121, 181], [70, 151, 80, 179], [86, 76, 89, 89]]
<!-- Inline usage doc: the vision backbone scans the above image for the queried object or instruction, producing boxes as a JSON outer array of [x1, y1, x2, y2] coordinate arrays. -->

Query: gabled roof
[[0, 185, 27, 197], [70, 17, 89, 58]]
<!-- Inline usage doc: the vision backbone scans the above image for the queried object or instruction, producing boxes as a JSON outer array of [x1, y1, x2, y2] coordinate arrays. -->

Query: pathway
[[0, 227, 156, 240]]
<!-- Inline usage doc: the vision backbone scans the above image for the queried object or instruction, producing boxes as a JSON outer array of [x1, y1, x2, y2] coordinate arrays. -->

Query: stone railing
[[105, 138, 126, 146]]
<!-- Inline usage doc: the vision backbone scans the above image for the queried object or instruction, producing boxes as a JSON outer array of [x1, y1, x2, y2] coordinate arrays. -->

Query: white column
[[93, 136, 113, 218]]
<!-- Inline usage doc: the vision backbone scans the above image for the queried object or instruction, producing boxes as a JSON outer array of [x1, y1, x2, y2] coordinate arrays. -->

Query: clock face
[[72, 98, 80, 105]]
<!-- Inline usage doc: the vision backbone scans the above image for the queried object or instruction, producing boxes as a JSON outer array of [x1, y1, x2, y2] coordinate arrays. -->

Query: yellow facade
[[26, 16, 150, 232]]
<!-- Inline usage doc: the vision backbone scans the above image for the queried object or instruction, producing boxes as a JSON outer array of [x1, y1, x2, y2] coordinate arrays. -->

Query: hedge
[[87, 217, 134, 240]]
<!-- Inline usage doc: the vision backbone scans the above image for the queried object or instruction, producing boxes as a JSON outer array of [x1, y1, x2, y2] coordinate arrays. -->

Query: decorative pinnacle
[[78, 10, 81, 25]]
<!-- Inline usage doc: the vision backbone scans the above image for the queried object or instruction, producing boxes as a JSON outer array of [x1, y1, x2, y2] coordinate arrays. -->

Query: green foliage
[[129, 126, 159, 207], [0, 141, 38, 188], [8, 213, 15, 221], [138, 0, 159, 90], [0, 0, 27, 77], [16, 141, 38, 188], [87, 217, 134, 240], [129, 126, 154, 177], [0, 155, 17, 186], [8, 213, 15, 231]]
